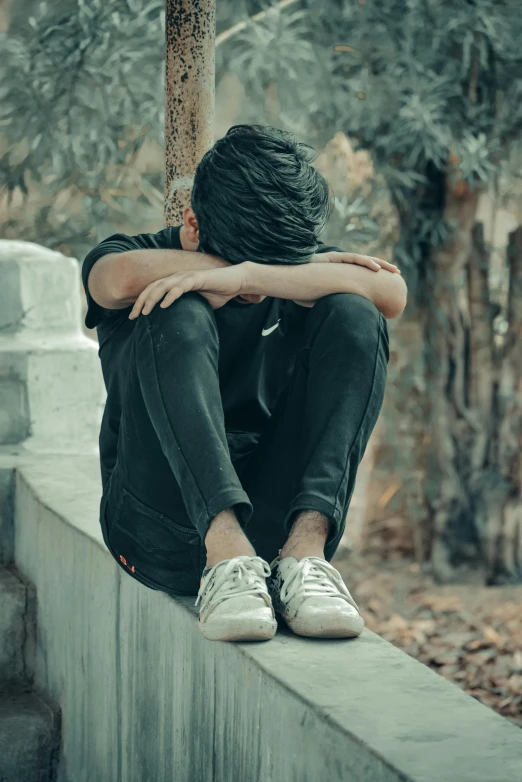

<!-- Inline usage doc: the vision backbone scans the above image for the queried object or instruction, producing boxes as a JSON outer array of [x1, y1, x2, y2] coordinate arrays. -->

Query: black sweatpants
[[100, 292, 389, 597]]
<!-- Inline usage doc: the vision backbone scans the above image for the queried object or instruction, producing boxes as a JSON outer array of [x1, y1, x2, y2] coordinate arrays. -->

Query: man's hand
[[312, 250, 401, 275], [128, 264, 251, 318]]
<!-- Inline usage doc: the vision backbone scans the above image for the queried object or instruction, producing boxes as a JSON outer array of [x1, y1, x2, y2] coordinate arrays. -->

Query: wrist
[[241, 261, 266, 295]]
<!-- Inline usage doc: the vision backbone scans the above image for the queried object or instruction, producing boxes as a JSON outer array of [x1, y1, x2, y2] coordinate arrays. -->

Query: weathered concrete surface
[[0, 690, 60, 782], [0, 467, 15, 564], [7, 451, 522, 782], [0, 334, 104, 450], [0, 241, 81, 336], [0, 566, 27, 686], [0, 241, 105, 452]]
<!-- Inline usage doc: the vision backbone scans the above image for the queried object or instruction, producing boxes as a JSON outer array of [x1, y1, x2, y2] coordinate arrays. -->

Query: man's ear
[[182, 206, 199, 248], [183, 206, 199, 243]]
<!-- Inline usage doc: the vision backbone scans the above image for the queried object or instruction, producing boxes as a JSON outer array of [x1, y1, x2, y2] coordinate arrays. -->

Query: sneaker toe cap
[[200, 596, 277, 642], [289, 597, 364, 638]]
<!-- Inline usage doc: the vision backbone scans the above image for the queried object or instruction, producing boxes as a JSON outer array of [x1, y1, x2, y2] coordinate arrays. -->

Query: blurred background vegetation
[[1, 0, 522, 590]]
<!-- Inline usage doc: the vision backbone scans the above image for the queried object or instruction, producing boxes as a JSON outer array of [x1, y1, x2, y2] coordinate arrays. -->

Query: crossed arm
[[88, 244, 407, 320]]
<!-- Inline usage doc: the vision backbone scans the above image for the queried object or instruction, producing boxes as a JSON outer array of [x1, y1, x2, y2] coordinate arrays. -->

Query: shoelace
[[278, 557, 360, 612], [195, 556, 272, 614]]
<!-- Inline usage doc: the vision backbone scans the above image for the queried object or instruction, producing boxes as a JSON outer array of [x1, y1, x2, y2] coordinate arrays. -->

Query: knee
[[313, 293, 382, 346], [312, 293, 389, 374], [311, 293, 389, 367], [143, 292, 216, 347]]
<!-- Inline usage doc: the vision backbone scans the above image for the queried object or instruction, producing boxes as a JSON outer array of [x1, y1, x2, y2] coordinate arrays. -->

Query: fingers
[[128, 271, 207, 319], [361, 257, 382, 271], [376, 259, 402, 275], [160, 271, 204, 307], [128, 279, 167, 319], [141, 281, 172, 315], [328, 252, 378, 270], [333, 252, 401, 274], [332, 253, 381, 271], [357, 257, 401, 273], [128, 277, 180, 319], [159, 283, 187, 308]]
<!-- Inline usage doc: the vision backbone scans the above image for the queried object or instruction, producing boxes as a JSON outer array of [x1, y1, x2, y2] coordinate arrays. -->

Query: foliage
[[2, 0, 522, 268], [227, 0, 522, 288], [0, 0, 165, 253], [217, 6, 315, 93], [0, 0, 283, 255]]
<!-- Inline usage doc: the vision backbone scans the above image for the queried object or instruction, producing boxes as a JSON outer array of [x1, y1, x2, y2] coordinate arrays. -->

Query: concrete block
[[0, 690, 60, 782], [0, 241, 82, 336], [0, 567, 27, 686], [0, 336, 105, 452], [12, 455, 522, 782], [0, 240, 106, 453]]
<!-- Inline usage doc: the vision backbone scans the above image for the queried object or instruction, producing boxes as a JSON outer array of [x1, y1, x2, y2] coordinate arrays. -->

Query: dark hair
[[190, 124, 333, 265]]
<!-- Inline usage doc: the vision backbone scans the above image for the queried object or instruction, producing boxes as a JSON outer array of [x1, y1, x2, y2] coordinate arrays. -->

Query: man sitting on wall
[[82, 124, 406, 642]]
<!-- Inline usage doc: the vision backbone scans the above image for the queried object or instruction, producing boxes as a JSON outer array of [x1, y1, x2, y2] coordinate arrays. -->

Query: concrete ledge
[[5, 451, 522, 782]]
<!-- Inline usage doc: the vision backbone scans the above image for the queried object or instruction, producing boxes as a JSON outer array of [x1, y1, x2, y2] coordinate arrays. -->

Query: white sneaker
[[195, 555, 277, 642], [269, 555, 364, 638]]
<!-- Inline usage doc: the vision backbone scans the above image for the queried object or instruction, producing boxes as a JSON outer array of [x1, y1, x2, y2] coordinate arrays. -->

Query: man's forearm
[[90, 248, 230, 309], [243, 260, 407, 319], [120, 249, 230, 301]]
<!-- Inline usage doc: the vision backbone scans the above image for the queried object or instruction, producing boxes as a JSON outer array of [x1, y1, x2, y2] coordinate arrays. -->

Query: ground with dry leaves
[[334, 550, 522, 728]]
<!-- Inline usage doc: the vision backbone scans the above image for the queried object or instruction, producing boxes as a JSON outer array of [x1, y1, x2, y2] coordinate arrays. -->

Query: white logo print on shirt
[[261, 319, 281, 337]]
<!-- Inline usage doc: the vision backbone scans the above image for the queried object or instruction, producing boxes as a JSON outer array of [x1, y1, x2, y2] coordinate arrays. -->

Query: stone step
[[0, 689, 60, 782], [0, 567, 30, 686]]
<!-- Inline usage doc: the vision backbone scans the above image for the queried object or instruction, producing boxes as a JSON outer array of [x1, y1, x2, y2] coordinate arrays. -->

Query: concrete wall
[[3, 450, 520, 782]]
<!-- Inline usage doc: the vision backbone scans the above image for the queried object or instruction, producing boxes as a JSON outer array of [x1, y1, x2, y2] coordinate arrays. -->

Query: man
[[82, 124, 406, 643]]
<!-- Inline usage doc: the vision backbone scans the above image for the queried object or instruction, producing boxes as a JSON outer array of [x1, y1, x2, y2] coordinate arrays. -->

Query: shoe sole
[[283, 613, 365, 639], [199, 616, 278, 642]]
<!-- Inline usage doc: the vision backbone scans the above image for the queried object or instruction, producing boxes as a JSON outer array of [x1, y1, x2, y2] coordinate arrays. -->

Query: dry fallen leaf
[[412, 618, 437, 635], [511, 650, 522, 672], [416, 594, 464, 613], [508, 676, 522, 695], [483, 626, 503, 647]]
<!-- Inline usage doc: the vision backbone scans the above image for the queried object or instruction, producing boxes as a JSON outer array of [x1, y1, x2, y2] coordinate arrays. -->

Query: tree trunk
[[491, 226, 522, 582], [424, 173, 484, 582], [425, 170, 522, 582]]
